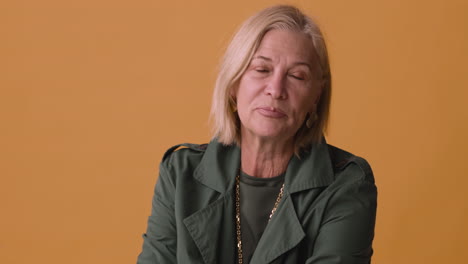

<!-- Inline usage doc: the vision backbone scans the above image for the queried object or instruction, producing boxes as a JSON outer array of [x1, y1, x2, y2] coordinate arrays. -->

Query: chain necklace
[[235, 174, 284, 264]]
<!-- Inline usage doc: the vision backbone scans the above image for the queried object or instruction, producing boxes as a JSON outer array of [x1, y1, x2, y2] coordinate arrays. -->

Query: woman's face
[[235, 29, 322, 143]]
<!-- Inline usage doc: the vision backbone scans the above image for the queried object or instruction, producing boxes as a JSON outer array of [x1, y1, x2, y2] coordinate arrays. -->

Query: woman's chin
[[249, 126, 293, 141]]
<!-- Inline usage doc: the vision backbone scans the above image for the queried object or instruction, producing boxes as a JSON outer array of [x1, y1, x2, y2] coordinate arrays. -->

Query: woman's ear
[[229, 85, 238, 99], [313, 89, 322, 108], [314, 95, 320, 105], [229, 96, 236, 110], [313, 81, 324, 105], [228, 89, 237, 113]]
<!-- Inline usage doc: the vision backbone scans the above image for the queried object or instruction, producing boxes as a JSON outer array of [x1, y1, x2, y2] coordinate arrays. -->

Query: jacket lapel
[[183, 140, 240, 264], [249, 193, 305, 263], [193, 139, 240, 193], [183, 192, 236, 264]]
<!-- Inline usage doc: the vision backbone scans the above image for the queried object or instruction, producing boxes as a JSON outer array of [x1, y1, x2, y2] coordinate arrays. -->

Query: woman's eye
[[255, 68, 269, 73], [289, 74, 305, 80]]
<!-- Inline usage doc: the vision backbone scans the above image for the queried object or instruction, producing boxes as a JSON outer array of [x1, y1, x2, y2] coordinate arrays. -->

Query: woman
[[138, 5, 377, 264]]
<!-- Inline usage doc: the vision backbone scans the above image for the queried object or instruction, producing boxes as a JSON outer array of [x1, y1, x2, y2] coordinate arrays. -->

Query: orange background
[[2, 0, 467, 263]]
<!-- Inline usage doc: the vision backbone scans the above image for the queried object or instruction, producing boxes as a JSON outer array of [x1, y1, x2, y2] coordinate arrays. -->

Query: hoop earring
[[306, 113, 318, 128]]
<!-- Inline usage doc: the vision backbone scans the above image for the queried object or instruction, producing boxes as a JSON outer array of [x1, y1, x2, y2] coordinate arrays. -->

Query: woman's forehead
[[253, 30, 315, 68]]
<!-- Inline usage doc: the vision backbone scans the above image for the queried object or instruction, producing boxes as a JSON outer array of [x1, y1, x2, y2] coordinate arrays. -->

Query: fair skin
[[234, 29, 322, 178]]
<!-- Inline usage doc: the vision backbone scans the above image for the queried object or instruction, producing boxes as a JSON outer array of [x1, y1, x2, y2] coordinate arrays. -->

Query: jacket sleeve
[[137, 161, 177, 264], [306, 175, 378, 264]]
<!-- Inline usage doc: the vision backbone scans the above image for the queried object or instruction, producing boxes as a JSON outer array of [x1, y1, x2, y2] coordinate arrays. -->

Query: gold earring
[[306, 113, 318, 128]]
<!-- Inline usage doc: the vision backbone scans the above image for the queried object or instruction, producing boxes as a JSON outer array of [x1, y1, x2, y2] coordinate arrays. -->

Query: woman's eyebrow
[[292, 62, 312, 71], [252, 55, 311, 70], [252, 55, 272, 62]]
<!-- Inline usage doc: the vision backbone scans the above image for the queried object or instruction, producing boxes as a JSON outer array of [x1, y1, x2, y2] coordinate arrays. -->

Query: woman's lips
[[256, 107, 287, 118]]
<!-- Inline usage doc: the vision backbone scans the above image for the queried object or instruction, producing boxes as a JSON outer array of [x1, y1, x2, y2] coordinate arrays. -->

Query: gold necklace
[[235, 174, 284, 264]]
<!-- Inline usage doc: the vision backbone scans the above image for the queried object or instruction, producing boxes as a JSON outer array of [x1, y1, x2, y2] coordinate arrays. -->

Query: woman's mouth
[[256, 107, 287, 118]]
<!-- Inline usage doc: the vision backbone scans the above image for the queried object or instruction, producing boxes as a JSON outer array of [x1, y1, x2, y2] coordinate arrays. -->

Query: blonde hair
[[210, 5, 332, 151]]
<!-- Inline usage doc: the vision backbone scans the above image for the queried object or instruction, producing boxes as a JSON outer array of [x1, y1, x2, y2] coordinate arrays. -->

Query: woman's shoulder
[[326, 144, 375, 185], [162, 143, 208, 160], [160, 142, 209, 168]]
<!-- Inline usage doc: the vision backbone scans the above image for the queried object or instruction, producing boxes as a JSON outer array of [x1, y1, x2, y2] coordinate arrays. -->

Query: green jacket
[[137, 139, 377, 264]]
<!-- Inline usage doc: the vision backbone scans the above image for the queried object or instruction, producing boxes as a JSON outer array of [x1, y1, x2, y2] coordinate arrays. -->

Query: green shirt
[[239, 171, 285, 263]]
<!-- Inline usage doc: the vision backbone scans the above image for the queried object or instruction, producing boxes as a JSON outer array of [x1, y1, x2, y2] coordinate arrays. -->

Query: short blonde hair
[[210, 5, 332, 151]]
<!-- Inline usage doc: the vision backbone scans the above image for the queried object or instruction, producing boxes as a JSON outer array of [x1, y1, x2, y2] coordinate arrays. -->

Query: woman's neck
[[240, 135, 294, 178]]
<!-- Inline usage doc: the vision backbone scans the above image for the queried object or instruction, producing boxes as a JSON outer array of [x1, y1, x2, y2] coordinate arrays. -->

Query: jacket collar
[[193, 138, 335, 194], [193, 139, 241, 193]]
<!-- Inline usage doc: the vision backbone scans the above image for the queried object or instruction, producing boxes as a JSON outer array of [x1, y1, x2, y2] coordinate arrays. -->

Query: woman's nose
[[264, 73, 287, 99]]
